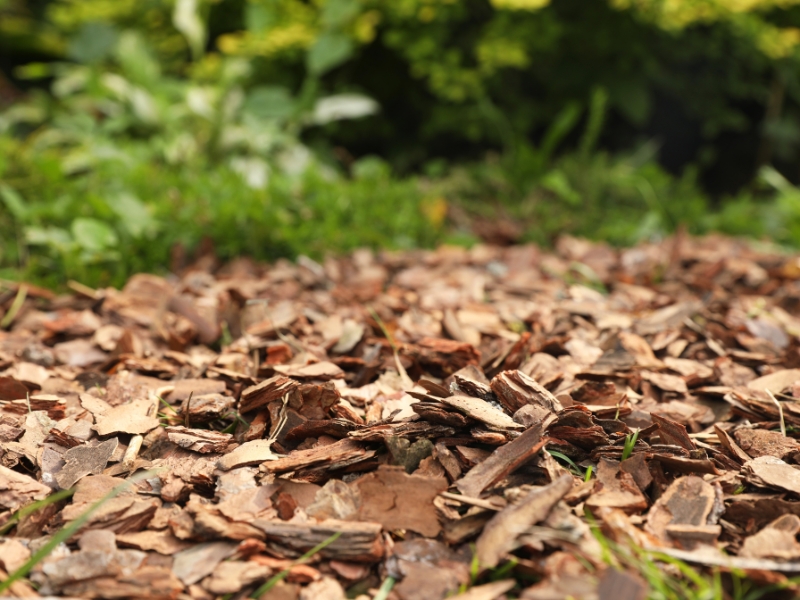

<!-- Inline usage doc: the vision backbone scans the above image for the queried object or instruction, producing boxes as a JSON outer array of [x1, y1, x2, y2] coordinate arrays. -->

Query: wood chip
[[93, 398, 159, 436], [456, 423, 545, 497], [55, 438, 118, 489], [217, 439, 278, 470], [438, 394, 523, 431], [476, 474, 573, 568], [354, 465, 448, 536]]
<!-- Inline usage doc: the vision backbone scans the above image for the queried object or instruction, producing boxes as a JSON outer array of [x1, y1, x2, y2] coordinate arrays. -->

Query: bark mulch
[[3, 233, 800, 599]]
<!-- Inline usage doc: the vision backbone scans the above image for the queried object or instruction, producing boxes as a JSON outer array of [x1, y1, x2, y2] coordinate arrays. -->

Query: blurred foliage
[[0, 5, 435, 287], [5, 0, 800, 169], [2, 0, 800, 288]]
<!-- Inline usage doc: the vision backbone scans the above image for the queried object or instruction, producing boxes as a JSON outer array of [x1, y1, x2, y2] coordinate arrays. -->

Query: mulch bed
[[3, 233, 800, 599]]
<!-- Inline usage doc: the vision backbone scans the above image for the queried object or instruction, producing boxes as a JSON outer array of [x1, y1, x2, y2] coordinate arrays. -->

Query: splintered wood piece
[[745, 456, 800, 494], [618, 331, 663, 369], [93, 398, 159, 436], [58, 566, 183, 599], [251, 519, 384, 562], [348, 421, 455, 442], [451, 365, 494, 401], [217, 439, 278, 470], [740, 515, 800, 560], [1, 394, 67, 419], [292, 382, 341, 420], [597, 568, 648, 600], [456, 423, 545, 498], [547, 407, 609, 450], [239, 375, 299, 413], [445, 579, 516, 600], [747, 369, 800, 394], [60, 475, 159, 535], [272, 361, 344, 380], [0, 464, 51, 512], [490, 370, 563, 414], [55, 438, 119, 489], [354, 465, 448, 536], [412, 401, 472, 428], [585, 459, 649, 515], [645, 476, 719, 543], [640, 371, 688, 394], [438, 394, 523, 431], [172, 541, 238, 585], [652, 454, 719, 476], [733, 428, 800, 460], [650, 413, 695, 451], [476, 474, 573, 568], [166, 426, 232, 453], [405, 337, 481, 375], [178, 393, 234, 423], [261, 438, 367, 474], [116, 529, 191, 555], [713, 424, 751, 464], [0, 376, 31, 401], [634, 301, 702, 336]]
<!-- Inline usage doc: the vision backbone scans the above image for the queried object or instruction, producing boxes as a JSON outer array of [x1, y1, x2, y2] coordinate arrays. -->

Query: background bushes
[[2, 0, 800, 287]]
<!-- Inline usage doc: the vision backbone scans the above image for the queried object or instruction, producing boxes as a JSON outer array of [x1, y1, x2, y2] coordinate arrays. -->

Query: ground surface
[[3, 234, 800, 599]]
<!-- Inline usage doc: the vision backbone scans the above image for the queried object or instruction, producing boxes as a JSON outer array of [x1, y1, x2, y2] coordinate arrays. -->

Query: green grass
[[581, 512, 800, 600], [0, 469, 161, 595], [0, 142, 444, 289], [4, 120, 800, 292], [249, 531, 342, 598], [0, 488, 74, 537], [621, 429, 640, 461]]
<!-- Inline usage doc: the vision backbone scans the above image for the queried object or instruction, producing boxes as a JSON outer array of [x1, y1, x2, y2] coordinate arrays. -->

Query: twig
[[184, 391, 193, 428], [766, 389, 786, 438], [122, 435, 144, 471], [67, 280, 100, 300], [440, 491, 504, 511]]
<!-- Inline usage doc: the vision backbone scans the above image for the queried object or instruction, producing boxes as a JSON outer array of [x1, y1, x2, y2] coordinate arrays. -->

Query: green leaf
[[611, 80, 650, 127], [540, 170, 581, 206], [539, 101, 582, 165], [67, 22, 118, 65], [71, 218, 118, 252], [322, 0, 361, 27], [312, 94, 378, 124], [25, 226, 73, 251], [352, 156, 390, 180], [13, 62, 54, 80], [173, 0, 207, 60], [244, 86, 296, 121], [107, 192, 157, 238], [115, 31, 160, 86], [0, 183, 28, 220], [307, 32, 354, 75], [245, 3, 277, 32]]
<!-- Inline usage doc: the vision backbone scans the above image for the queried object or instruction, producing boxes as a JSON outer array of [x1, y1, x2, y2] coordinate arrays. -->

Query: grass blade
[[373, 576, 396, 600], [0, 469, 160, 594], [0, 488, 75, 536], [621, 428, 639, 461], [1, 284, 27, 329], [250, 531, 342, 598]]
